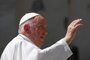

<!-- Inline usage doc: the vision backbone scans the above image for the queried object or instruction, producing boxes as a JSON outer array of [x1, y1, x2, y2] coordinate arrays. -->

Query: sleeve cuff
[[57, 38, 73, 59]]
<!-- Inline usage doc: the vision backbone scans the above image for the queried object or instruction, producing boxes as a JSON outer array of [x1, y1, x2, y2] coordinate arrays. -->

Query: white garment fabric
[[0, 34, 72, 60]]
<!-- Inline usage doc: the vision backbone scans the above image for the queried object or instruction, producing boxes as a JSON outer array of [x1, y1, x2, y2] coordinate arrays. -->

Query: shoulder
[[3, 35, 35, 53]]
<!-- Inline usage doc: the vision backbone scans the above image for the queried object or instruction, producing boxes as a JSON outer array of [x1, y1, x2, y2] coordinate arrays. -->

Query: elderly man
[[0, 12, 82, 60]]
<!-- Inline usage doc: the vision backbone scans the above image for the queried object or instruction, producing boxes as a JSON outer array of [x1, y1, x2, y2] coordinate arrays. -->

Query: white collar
[[18, 34, 41, 49], [19, 34, 34, 44]]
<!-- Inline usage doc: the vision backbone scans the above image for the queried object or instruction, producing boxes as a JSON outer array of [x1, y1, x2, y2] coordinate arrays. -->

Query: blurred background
[[0, 0, 90, 60]]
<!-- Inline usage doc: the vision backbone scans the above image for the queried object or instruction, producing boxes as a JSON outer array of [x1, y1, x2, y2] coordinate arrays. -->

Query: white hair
[[18, 18, 33, 33]]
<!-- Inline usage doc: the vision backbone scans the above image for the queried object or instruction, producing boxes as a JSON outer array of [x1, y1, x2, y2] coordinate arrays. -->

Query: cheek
[[30, 27, 37, 35], [38, 30, 45, 36], [33, 27, 46, 36], [34, 28, 41, 36]]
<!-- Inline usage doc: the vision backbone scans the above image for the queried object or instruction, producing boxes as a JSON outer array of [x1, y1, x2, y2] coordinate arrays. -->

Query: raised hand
[[64, 19, 82, 44]]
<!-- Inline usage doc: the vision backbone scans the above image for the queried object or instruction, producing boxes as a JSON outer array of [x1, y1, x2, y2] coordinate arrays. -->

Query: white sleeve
[[40, 38, 73, 60]]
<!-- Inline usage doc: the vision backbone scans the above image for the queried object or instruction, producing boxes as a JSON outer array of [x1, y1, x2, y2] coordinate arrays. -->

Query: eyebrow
[[37, 22, 42, 27]]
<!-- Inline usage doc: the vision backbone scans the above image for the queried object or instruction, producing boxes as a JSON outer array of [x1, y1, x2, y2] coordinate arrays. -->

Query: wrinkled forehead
[[33, 15, 46, 24]]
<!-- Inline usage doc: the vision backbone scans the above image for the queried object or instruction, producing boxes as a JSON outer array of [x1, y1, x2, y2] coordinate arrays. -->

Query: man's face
[[31, 16, 48, 47]]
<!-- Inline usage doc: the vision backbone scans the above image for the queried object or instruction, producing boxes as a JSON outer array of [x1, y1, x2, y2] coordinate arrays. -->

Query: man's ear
[[24, 24, 30, 33]]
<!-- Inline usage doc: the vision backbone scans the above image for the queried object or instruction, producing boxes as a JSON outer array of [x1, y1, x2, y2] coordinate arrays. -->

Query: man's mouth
[[40, 36, 44, 39], [40, 36, 45, 42], [40, 35, 46, 39]]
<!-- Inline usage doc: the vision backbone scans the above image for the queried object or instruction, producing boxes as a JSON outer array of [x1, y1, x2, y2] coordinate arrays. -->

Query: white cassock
[[0, 34, 72, 60]]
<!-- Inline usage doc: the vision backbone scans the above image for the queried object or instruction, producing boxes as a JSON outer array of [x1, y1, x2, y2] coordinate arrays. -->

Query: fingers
[[74, 23, 82, 29], [69, 19, 82, 27], [65, 19, 83, 44], [74, 19, 82, 27], [68, 19, 82, 30], [72, 19, 82, 30]]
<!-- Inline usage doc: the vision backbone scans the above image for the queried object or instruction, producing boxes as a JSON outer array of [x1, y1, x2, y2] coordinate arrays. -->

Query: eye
[[37, 23, 42, 28], [38, 23, 42, 27], [37, 22, 46, 30]]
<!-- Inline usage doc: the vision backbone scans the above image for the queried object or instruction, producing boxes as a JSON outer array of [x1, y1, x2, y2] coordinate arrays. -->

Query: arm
[[41, 38, 73, 60], [40, 19, 82, 60]]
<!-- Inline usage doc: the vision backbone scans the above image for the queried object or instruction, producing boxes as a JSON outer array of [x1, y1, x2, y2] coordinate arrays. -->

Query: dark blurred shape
[[67, 0, 71, 5], [64, 17, 69, 30], [87, 4, 90, 8], [31, 0, 45, 12], [68, 46, 79, 60]]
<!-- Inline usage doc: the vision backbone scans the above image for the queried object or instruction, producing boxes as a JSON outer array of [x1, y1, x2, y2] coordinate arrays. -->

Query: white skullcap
[[19, 12, 40, 25]]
